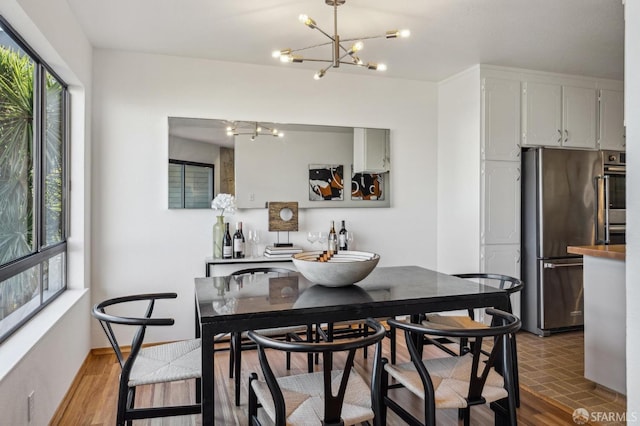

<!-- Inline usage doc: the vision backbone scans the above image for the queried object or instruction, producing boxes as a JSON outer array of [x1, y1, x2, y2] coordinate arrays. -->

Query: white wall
[[91, 50, 437, 346], [0, 0, 92, 424], [625, 0, 640, 417], [436, 66, 482, 273]]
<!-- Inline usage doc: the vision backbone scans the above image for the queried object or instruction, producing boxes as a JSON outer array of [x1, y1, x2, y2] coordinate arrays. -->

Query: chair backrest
[[454, 273, 523, 314], [248, 318, 386, 426], [388, 309, 521, 408], [231, 267, 294, 276], [91, 293, 177, 375], [453, 273, 523, 295]]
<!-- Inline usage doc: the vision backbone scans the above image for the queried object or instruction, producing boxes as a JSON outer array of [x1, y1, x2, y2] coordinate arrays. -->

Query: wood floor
[[50, 332, 593, 426]]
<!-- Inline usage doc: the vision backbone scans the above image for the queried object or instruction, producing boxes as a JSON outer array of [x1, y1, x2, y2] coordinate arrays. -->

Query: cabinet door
[[481, 161, 521, 245], [480, 244, 521, 317], [522, 82, 562, 147], [562, 86, 597, 149], [598, 89, 625, 151], [353, 128, 389, 173], [482, 78, 521, 161]]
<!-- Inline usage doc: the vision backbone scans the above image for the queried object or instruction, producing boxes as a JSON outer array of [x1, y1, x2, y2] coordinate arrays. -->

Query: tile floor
[[516, 330, 627, 426]]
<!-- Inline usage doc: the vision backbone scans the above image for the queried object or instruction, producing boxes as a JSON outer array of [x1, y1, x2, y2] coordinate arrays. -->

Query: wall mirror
[[168, 117, 390, 209]]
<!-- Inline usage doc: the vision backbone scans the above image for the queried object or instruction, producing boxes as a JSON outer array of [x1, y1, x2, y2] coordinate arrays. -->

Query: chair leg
[[378, 359, 389, 426], [390, 326, 397, 364], [233, 333, 242, 406], [229, 332, 236, 378], [286, 334, 291, 370], [248, 373, 258, 425], [307, 325, 314, 372], [511, 334, 520, 408]]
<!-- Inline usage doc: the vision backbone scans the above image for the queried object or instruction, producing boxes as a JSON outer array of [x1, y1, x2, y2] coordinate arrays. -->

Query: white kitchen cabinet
[[482, 78, 521, 161], [522, 82, 597, 149], [598, 89, 625, 151], [481, 161, 521, 245], [480, 244, 521, 318], [353, 128, 390, 173]]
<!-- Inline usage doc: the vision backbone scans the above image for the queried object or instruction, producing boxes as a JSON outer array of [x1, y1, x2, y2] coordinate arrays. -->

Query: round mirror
[[279, 207, 294, 221]]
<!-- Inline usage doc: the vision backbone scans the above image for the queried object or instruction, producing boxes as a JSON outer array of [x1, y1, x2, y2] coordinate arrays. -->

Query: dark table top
[[195, 265, 509, 333]]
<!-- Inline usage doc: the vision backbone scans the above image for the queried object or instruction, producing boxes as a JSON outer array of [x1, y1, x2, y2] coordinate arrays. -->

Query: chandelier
[[226, 122, 284, 141], [272, 0, 410, 80]]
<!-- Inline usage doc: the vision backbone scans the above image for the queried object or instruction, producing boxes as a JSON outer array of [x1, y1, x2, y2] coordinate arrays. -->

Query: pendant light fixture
[[226, 122, 284, 141], [272, 0, 410, 80]]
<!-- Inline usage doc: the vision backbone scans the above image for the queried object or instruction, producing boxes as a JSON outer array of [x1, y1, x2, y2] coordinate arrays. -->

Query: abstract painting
[[351, 172, 384, 200], [309, 164, 344, 201]]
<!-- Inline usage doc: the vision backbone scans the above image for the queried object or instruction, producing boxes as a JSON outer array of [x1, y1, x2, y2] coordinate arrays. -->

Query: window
[[168, 160, 214, 208], [0, 16, 68, 344]]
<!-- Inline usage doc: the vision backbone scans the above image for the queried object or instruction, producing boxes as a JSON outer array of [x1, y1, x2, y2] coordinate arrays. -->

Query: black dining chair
[[422, 273, 524, 405], [247, 317, 386, 426], [228, 267, 313, 406], [378, 308, 521, 426], [91, 293, 201, 426]]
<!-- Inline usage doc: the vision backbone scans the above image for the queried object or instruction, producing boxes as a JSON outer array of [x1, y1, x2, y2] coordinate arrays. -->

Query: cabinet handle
[[557, 129, 562, 143], [564, 129, 569, 143]]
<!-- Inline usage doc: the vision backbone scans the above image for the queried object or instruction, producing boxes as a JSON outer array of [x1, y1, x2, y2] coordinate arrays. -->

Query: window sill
[[0, 289, 88, 381]]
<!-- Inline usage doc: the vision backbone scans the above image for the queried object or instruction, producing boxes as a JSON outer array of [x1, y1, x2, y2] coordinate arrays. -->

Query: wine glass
[[306, 231, 319, 249], [247, 229, 261, 257], [317, 232, 328, 251], [346, 231, 355, 251]]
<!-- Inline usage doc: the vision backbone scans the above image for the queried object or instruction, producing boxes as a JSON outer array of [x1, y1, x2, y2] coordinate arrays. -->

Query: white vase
[[213, 215, 224, 258]]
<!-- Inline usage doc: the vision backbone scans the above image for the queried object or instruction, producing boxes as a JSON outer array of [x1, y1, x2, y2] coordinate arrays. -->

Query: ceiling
[[66, 0, 625, 82]]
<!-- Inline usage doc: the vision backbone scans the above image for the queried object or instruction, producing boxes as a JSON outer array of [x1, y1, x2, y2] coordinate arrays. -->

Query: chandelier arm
[[311, 25, 336, 42], [339, 34, 387, 43], [298, 58, 335, 63], [289, 41, 334, 53]]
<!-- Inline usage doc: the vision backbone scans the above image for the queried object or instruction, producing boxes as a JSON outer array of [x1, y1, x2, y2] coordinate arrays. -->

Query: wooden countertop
[[567, 245, 625, 261]]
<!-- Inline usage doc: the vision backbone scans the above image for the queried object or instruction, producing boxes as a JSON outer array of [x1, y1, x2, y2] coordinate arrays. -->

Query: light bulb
[[351, 41, 364, 53], [377, 63, 387, 72], [386, 29, 411, 39], [280, 54, 292, 63], [272, 128, 278, 135], [314, 69, 326, 80], [256, 126, 262, 132], [278, 132, 284, 138], [272, 50, 281, 58], [299, 14, 316, 29], [250, 135, 256, 141]]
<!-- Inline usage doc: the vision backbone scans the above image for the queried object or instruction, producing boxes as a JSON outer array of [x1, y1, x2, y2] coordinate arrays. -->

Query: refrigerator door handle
[[543, 262, 584, 269], [604, 175, 610, 244], [594, 175, 602, 244]]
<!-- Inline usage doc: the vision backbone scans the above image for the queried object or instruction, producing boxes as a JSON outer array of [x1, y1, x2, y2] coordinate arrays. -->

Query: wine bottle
[[233, 222, 245, 258], [223, 222, 233, 259], [328, 220, 337, 252], [338, 220, 348, 251]]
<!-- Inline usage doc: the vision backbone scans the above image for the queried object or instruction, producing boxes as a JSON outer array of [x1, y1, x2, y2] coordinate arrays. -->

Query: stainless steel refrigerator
[[521, 148, 601, 336]]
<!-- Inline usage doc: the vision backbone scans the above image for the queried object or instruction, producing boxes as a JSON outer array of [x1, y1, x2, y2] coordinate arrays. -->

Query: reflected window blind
[[168, 160, 214, 208]]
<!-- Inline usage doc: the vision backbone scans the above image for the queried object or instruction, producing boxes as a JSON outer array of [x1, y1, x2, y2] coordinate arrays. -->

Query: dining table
[[194, 265, 512, 424]]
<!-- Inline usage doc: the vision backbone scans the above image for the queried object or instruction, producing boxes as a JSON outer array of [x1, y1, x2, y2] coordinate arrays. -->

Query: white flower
[[211, 193, 237, 216]]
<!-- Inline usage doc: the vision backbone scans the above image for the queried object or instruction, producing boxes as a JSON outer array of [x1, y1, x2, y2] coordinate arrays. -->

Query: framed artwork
[[352, 172, 384, 200], [309, 164, 344, 201]]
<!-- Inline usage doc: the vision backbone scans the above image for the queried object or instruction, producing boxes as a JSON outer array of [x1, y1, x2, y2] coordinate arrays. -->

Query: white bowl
[[292, 250, 380, 287]]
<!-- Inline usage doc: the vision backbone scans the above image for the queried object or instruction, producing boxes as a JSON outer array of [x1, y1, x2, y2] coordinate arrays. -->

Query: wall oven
[[596, 150, 625, 244]]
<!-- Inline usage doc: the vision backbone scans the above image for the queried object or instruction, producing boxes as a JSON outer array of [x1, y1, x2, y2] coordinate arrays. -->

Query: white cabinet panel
[[482, 78, 521, 161], [480, 244, 521, 318], [522, 82, 597, 149], [562, 85, 597, 149], [481, 161, 521, 245], [598, 89, 625, 151], [353, 128, 390, 173], [522, 82, 562, 147]]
